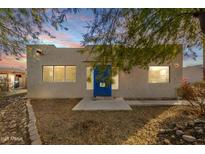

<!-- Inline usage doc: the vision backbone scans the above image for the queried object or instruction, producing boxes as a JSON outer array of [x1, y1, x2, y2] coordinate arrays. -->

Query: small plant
[[179, 80, 205, 115]]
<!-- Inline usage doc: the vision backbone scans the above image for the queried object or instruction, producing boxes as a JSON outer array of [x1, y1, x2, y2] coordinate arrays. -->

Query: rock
[[159, 129, 166, 133], [0, 110, 6, 116], [21, 118, 26, 122], [197, 139, 203, 142], [9, 123, 17, 129], [194, 119, 205, 125], [185, 128, 194, 135], [163, 139, 171, 145], [170, 122, 176, 128], [0, 95, 30, 144], [32, 138, 42, 145], [182, 135, 196, 143], [194, 126, 201, 130], [165, 129, 173, 133], [30, 134, 40, 141], [194, 126, 204, 135], [187, 122, 194, 128], [22, 96, 27, 99], [171, 135, 175, 139], [176, 130, 184, 136], [193, 141, 198, 145], [175, 124, 183, 130], [159, 128, 174, 133], [195, 128, 203, 135]]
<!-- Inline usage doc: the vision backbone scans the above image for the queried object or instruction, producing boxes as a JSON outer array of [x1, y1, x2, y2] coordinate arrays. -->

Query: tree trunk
[[197, 13, 205, 80], [198, 13, 205, 34]]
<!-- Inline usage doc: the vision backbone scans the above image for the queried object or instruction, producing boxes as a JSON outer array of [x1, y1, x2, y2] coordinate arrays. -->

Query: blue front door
[[94, 65, 112, 97]]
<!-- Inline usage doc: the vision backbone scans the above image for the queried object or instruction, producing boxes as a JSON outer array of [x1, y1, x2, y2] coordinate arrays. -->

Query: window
[[86, 66, 94, 90], [66, 66, 76, 82], [54, 66, 65, 82], [112, 69, 119, 90], [43, 66, 53, 82], [43, 65, 76, 82], [0, 74, 8, 91], [0, 74, 7, 82], [148, 66, 169, 83]]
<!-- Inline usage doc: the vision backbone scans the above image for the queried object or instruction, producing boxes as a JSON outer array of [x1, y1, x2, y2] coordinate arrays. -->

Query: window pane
[[148, 66, 169, 83], [0, 74, 8, 91], [43, 66, 53, 82], [112, 69, 119, 90], [66, 66, 76, 82], [54, 66, 65, 82], [86, 67, 93, 90]]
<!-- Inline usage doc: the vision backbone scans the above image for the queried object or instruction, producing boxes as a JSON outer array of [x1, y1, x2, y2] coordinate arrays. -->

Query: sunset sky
[[0, 9, 203, 70]]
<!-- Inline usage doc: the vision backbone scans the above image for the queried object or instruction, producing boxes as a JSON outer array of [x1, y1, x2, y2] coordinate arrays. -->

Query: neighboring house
[[27, 45, 182, 99], [183, 65, 203, 83], [0, 67, 26, 92]]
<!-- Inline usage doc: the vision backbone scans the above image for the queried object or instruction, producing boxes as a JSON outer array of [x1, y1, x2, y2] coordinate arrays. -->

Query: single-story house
[[0, 67, 26, 92], [27, 44, 182, 99]]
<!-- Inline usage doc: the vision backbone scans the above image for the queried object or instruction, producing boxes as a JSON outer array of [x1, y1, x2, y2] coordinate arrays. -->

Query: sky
[[0, 9, 203, 70]]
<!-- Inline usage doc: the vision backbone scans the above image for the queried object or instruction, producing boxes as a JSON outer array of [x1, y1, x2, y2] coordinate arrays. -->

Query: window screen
[[66, 66, 76, 82], [43, 66, 53, 82], [54, 66, 65, 82], [148, 66, 169, 83]]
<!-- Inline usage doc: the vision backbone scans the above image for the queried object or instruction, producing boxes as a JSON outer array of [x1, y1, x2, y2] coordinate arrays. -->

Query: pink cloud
[[0, 13, 91, 69], [38, 31, 82, 48], [58, 41, 82, 48], [0, 54, 26, 69]]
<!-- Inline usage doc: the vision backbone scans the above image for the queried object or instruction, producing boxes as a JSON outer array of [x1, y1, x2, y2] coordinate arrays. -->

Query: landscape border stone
[[26, 99, 42, 145]]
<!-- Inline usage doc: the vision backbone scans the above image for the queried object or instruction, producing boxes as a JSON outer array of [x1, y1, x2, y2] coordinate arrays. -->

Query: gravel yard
[[31, 99, 202, 145], [0, 95, 31, 144]]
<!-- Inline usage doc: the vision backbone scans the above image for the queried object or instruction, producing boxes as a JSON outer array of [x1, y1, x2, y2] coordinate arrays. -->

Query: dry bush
[[179, 81, 205, 115]]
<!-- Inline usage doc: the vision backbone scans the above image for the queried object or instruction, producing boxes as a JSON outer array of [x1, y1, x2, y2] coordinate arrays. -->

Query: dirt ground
[[31, 99, 198, 145]]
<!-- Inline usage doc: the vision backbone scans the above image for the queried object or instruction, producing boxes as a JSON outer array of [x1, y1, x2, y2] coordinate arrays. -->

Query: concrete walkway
[[72, 97, 132, 111], [126, 100, 190, 106], [72, 98, 191, 111], [1, 89, 27, 97]]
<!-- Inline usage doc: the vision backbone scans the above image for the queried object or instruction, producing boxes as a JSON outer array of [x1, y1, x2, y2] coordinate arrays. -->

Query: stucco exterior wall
[[183, 65, 203, 83], [27, 45, 182, 99]]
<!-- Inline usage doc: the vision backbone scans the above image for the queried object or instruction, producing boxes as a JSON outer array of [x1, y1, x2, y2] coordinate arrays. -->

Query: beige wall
[[183, 65, 203, 83], [27, 45, 182, 99], [18, 74, 26, 88]]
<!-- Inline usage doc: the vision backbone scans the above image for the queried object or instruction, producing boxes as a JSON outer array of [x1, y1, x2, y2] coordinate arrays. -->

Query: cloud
[[65, 14, 94, 22], [38, 27, 83, 48], [0, 54, 26, 69], [38, 33, 82, 48], [0, 11, 93, 69]]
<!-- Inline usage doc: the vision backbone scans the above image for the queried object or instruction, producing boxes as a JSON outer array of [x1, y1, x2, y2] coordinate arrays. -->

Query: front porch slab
[[72, 97, 132, 111]]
